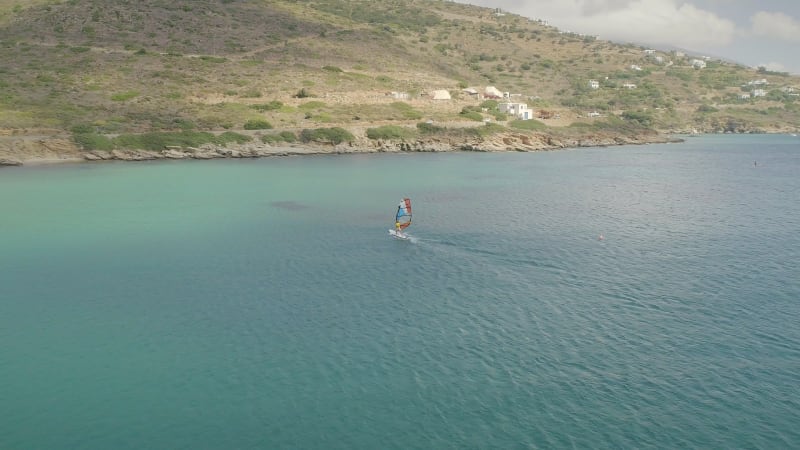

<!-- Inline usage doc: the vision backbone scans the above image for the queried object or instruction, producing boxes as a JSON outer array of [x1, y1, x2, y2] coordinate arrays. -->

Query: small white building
[[499, 102, 533, 120], [654, 56, 665, 64], [588, 79, 600, 89], [739, 93, 751, 100], [753, 89, 767, 97], [430, 89, 451, 100], [622, 83, 637, 89], [644, 49, 656, 55], [587, 111, 601, 118], [630, 64, 642, 71], [388, 91, 410, 100], [691, 59, 707, 69]]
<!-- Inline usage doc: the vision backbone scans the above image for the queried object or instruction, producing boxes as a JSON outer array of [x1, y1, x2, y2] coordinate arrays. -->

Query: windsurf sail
[[394, 198, 412, 231]]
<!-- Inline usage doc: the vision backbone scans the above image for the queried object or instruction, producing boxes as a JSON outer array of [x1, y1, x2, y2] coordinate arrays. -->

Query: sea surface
[[1, 134, 799, 449]]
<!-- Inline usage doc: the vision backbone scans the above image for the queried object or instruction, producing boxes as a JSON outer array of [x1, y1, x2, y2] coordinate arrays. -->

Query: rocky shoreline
[[0, 129, 683, 167]]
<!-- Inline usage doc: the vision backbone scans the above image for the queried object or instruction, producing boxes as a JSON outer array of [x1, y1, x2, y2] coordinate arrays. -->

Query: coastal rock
[[0, 158, 23, 166]]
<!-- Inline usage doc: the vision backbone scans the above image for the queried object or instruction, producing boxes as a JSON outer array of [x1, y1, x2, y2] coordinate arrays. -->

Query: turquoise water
[[1, 135, 799, 448]]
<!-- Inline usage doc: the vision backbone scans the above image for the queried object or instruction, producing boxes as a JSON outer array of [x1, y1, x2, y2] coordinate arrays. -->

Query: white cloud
[[751, 11, 800, 41], [469, 0, 737, 49]]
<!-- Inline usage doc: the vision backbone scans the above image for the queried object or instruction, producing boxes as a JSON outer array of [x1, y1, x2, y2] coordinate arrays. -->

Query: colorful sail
[[395, 198, 412, 230]]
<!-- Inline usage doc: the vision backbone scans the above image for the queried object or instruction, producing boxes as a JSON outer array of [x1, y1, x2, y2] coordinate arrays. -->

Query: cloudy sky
[[457, 0, 800, 74]]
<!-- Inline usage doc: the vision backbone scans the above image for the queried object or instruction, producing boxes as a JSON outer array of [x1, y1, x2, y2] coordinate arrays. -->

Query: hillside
[[1, 0, 798, 162]]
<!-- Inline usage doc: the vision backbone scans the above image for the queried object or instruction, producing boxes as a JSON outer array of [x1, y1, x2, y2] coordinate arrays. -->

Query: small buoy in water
[[599, 234, 605, 241]]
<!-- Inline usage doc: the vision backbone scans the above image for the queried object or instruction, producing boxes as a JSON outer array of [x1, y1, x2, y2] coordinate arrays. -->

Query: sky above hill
[[459, 0, 800, 74]]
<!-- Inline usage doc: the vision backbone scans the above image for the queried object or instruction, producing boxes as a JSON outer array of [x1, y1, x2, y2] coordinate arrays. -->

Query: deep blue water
[[1, 134, 799, 449]]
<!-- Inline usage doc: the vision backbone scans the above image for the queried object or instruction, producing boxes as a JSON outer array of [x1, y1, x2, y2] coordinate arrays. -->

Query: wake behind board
[[388, 229, 411, 240]]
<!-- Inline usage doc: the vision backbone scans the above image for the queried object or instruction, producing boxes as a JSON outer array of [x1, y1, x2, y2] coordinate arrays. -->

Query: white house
[[388, 91, 410, 100], [430, 89, 451, 100], [654, 56, 665, 64], [588, 79, 600, 89], [644, 49, 656, 55], [622, 83, 637, 89], [587, 111, 601, 117], [499, 102, 533, 120], [739, 93, 751, 100], [630, 64, 642, 71], [691, 59, 706, 69], [753, 89, 767, 97]]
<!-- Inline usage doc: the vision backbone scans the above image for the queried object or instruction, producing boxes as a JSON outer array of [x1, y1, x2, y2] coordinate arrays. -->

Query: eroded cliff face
[[0, 134, 83, 166], [1, 129, 681, 166]]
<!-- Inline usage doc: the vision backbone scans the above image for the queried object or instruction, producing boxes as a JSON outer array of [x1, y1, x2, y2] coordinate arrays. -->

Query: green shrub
[[111, 91, 139, 101], [464, 123, 507, 137], [243, 119, 273, 130], [299, 127, 354, 145], [279, 131, 297, 142], [250, 101, 284, 111], [491, 111, 508, 121], [70, 124, 94, 134], [261, 131, 297, 144], [366, 125, 416, 140], [294, 88, 312, 98], [298, 101, 325, 110], [73, 133, 113, 151], [458, 123, 508, 137], [172, 118, 195, 130], [460, 110, 484, 121], [390, 102, 423, 119], [215, 131, 252, 145], [509, 119, 547, 131], [621, 110, 654, 126], [416, 122, 445, 134], [322, 65, 343, 72], [113, 131, 218, 151], [697, 104, 719, 113], [199, 56, 227, 63]]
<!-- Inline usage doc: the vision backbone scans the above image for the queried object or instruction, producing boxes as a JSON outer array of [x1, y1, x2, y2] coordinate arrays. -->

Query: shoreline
[[0, 129, 685, 168]]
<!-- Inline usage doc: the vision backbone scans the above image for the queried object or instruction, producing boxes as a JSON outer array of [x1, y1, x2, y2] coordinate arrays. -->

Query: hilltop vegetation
[[0, 0, 798, 141]]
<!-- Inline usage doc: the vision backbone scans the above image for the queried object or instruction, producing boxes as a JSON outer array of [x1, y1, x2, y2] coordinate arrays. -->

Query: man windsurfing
[[391, 198, 412, 239]]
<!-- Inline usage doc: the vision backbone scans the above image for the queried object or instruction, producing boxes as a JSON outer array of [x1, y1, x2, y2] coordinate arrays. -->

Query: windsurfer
[[395, 221, 402, 234]]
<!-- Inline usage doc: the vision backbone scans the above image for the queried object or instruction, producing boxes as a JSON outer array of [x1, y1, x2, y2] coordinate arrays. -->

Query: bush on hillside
[[262, 131, 297, 144], [621, 110, 654, 127], [509, 119, 546, 131], [299, 127, 354, 145], [216, 132, 252, 145], [250, 101, 284, 112], [73, 133, 113, 151], [243, 119, 273, 130], [366, 125, 416, 140], [459, 110, 484, 122], [416, 122, 445, 134]]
